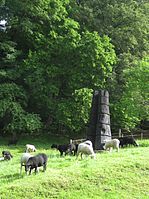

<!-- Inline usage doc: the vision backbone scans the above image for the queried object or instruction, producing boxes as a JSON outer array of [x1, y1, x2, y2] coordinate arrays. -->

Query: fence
[[112, 129, 149, 140]]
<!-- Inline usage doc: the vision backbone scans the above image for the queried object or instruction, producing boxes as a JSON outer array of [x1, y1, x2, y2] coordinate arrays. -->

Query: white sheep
[[26, 144, 36, 153], [103, 139, 120, 152], [20, 153, 33, 174], [77, 141, 96, 159]]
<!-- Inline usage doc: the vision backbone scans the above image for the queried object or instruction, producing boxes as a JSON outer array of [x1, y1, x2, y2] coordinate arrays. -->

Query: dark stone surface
[[87, 90, 111, 150]]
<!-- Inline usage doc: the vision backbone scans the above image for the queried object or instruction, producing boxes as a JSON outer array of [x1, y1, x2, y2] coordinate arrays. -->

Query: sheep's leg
[[20, 164, 22, 174], [29, 168, 32, 175], [76, 152, 79, 160], [43, 163, 46, 171], [35, 167, 38, 174], [25, 165, 28, 175]]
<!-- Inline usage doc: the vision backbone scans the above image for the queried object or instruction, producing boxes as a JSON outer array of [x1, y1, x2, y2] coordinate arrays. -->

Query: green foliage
[[70, 0, 149, 131], [22, 28, 116, 133], [56, 88, 92, 132], [70, 0, 149, 57], [112, 58, 149, 130], [0, 0, 148, 135]]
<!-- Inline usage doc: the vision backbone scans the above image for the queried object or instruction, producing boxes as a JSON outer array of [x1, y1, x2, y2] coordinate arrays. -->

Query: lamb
[[67, 139, 92, 156], [25, 153, 48, 175], [76, 141, 96, 159], [20, 153, 33, 174], [51, 144, 69, 156], [103, 139, 120, 152], [26, 144, 36, 152], [2, 151, 13, 160]]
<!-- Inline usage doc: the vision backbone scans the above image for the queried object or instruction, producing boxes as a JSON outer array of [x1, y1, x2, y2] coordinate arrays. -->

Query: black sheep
[[2, 151, 13, 160], [51, 144, 70, 156], [118, 136, 139, 147], [25, 153, 48, 175]]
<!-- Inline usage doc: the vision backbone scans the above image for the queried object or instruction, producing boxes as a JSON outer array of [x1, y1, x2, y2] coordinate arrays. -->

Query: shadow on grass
[[0, 172, 24, 184]]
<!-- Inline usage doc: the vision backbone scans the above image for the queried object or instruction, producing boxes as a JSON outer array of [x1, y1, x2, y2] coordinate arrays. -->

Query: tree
[[22, 30, 116, 134], [111, 58, 149, 131], [0, 0, 116, 135], [69, 0, 149, 131]]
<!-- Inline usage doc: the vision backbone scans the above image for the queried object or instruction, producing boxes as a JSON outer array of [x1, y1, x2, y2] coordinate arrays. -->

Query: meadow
[[0, 135, 149, 199]]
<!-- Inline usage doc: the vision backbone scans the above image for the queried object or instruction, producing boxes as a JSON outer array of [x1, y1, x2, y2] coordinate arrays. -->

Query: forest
[[0, 0, 149, 138]]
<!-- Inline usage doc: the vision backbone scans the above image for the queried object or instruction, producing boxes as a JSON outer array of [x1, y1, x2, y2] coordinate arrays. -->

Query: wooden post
[[119, 129, 122, 137], [141, 132, 143, 140]]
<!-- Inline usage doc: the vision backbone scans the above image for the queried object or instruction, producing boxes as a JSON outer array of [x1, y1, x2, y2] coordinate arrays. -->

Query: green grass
[[0, 136, 149, 199]]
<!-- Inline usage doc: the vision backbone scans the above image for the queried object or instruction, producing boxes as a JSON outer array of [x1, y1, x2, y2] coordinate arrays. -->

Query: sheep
[[67, 143, 78, 156], [26, 144, 36, 153], [2, 151, 13, 160], [76, 141, 96, 159], [83, 140, 93, 147], [68, 139, 92, 156], [118, 136, 139, 148], [20, 153, 33, 174], [51, 144, 69, 156], [25, 153, 48, 175], [103, 139, 120, 152]]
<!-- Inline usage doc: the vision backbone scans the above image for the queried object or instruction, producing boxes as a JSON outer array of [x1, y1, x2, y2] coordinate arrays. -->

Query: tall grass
[[0, 136, 149, 199]]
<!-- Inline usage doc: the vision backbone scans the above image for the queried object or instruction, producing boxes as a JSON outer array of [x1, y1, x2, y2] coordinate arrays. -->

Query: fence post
[[141, 133, 143, 140], [119, 129, 122, 137]]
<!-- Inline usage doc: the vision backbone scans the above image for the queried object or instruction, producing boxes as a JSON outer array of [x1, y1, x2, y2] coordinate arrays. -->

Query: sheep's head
[[91, 153, 96, 159], [25, 158, 33, 172]]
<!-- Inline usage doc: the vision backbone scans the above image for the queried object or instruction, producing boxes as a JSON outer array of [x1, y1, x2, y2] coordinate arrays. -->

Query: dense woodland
[[0, 0, 149, 138]]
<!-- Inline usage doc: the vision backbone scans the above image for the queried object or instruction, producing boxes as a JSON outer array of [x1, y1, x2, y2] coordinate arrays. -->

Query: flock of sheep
[[0, 136, 139, 175]]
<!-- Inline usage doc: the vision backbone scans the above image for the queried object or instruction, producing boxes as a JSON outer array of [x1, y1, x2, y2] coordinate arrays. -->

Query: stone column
[[87, 90, 111, 150]]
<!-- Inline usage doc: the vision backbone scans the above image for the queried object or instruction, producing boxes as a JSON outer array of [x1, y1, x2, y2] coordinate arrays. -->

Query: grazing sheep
[[76, 141, 96, 159], [118, 136, 139, 148], [70, 138, 86, 145], [26, 144, 36, 152], [67, 143, 78, 156], [20, 153, 33, 174], [25, 153, 48, 175], [103, 139, 120, 152], [83, 140, 93, 147], [51, 144, 69, 156], [98, 143, 105, 150], [2, 151, 13, 160]]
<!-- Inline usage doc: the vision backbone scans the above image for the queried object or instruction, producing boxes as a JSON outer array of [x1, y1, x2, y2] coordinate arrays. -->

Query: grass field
[[0, 135, 149, 199]]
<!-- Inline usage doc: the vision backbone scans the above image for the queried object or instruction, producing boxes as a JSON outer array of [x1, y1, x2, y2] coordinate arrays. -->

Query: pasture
[[0, 136, 149, 199]]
